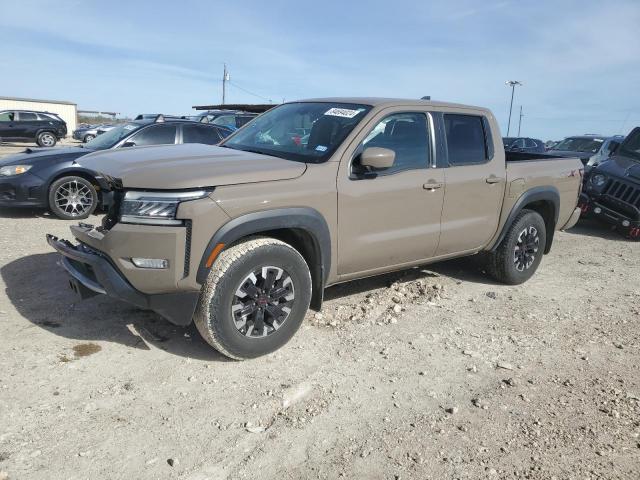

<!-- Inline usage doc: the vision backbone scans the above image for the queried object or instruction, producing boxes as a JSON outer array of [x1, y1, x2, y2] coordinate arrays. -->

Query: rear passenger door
[[15, 111, 39, 138], [435, 113, 506, 256], [337, 110, 445, 276]]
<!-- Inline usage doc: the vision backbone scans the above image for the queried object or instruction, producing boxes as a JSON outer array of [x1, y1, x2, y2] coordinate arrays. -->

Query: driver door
[[336, 110, 444, 277]]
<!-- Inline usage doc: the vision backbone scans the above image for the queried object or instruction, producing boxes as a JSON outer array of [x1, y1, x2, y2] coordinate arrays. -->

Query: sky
[[1, 0, 639, 140]]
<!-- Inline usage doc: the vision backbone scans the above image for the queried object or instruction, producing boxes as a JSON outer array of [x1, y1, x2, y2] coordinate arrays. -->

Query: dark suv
[[580, 127, 640, 238], [0, 116, 233, 219], [0, 110, 67, 147]]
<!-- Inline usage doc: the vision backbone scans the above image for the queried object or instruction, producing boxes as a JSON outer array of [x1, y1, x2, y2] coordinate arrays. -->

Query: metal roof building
[[0, 96, 77, 133]]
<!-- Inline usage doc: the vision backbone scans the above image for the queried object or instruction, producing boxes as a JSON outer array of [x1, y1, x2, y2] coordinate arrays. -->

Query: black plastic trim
[[196, 208, 331, 310], [47, 234, 199, 326], [490, 186, 560, 254]]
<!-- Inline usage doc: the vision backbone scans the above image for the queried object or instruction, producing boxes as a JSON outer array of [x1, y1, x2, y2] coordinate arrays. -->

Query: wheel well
[[521, 200, 556, 253], [48, 171, 102, 205], [232, 227, 324, 311]]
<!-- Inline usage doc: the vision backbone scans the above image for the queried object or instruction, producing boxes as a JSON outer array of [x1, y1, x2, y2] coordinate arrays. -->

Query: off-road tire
[[485, 209, 547, 285], [36, 131, 57, 147], [83, 134, 95, 143], [194, 237, 312, 360], [48, 176, 98, 220]]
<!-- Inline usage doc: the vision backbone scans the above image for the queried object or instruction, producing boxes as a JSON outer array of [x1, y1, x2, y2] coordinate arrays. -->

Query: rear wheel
[[48, 176, 98, 220], [485, 209, 547, 285], [37, 131, 57, 147], [194, 237, 312, 360]]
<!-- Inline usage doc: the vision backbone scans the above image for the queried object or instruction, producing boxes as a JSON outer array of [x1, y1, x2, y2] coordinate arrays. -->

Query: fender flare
[[490, 186, 560, 254], [196, 207, 332, 309]]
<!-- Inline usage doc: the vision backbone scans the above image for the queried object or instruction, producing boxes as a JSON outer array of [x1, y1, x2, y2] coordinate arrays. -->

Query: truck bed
[[505, 151, 568, 162]]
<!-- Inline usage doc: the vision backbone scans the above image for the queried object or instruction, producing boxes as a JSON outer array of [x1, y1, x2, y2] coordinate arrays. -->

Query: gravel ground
[[0, 206, 639, 479]]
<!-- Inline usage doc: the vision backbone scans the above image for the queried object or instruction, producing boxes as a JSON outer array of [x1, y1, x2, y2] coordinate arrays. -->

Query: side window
[[444, 114, 488, 165], [182, 124, 221, 145], [129, 125, 177, 146], [0, 112, 14, 122], [524, 138, 536, 148], [18, 112, 38, 121], [358, 112, 430, 174]]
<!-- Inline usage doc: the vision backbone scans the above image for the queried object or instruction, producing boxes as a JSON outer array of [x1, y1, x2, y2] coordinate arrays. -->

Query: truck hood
[[595, 155, 640, 181], [0, 146, 92, 167], [77, 143, 307, 189]]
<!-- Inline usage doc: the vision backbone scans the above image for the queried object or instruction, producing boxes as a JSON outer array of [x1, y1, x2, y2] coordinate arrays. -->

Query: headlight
[[591, 174, 607, 188], [0, 165, 32, 176], [120, 190, 210, 225]]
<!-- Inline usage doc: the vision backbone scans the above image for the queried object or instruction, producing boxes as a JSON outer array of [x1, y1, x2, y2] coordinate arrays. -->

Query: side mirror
[[122, 141, 136, 148], [360, 147, 395, 170]]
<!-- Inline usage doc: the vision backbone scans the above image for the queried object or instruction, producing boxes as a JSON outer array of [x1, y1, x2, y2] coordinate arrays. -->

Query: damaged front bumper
[[46, 234, 200, 325]]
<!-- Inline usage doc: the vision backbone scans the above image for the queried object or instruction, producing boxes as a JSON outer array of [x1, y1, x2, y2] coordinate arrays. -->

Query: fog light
[[594, 207, 602, 214], [622, 220, 630, 227], [131, 258, 169, 269]]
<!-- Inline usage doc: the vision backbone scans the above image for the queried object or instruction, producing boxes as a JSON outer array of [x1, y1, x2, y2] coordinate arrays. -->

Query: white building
[[0, 96, 77, 133]]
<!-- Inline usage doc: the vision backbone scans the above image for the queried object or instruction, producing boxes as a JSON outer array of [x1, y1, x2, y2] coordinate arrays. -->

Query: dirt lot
[[0, 181, 638, 478]]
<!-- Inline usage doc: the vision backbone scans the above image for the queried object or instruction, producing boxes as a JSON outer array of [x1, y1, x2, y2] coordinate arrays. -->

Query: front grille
[[604, 179, 640, 208]]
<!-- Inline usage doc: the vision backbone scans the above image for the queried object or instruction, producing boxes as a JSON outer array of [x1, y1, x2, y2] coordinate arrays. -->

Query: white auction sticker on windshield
[[324, 108, 361, 118]]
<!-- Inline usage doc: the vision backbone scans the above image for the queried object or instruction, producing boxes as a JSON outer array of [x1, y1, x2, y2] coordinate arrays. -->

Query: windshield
[[618, 129, 640, 162], [553, 137, 604, 153], [84, 123, 142, 150], [222, 102, 372, 162]]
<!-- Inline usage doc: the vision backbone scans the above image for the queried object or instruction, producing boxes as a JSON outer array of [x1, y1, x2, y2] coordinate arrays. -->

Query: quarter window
[[183, 124, 221, 145], [359, 112, 430, 174], [129, 125, 177, 146], [444, 114, 488, 165]]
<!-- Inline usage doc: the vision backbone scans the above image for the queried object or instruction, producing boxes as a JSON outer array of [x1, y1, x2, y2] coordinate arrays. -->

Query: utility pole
[[222, 63, 229, 104], [517, 105, 524, 136], [505, 80, 522, 136]]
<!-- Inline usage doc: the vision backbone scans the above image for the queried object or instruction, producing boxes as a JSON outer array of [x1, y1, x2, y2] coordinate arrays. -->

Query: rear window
[[444, 114, 488, 165]]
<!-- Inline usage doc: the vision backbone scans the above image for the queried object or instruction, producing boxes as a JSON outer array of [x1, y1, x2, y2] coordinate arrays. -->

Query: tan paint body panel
[[78, 142, 306, 189], [67, 97, 582, 296]]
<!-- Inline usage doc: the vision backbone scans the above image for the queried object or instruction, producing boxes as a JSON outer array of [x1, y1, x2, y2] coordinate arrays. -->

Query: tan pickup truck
[[47, 98, 583, 359]]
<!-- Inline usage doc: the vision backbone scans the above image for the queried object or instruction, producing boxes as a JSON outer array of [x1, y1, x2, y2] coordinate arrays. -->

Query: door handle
[[423, 181, 443, 190], [485, 176, 501, 184]]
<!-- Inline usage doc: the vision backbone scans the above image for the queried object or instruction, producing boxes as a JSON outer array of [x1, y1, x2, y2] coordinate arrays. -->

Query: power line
[[228, 80, 274, 103]]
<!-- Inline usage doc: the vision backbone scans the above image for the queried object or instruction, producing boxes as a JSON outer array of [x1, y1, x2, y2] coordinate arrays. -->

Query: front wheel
[[37, 131, 57, 147], [48, 176, 98, 220], [83, 134, 95, 143], [194, 237, 312, 360], [485, 209, 547, 285]]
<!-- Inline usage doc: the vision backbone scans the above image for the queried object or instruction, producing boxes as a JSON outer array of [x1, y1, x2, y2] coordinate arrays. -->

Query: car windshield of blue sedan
[[222, 102, 372, 162], [84, 123, 141, 150]]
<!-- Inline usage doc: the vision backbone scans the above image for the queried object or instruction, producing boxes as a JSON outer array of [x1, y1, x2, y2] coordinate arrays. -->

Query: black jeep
[[0, 110, 67, 147], [580, 127, 640, 239]]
